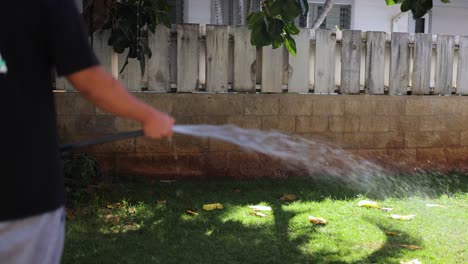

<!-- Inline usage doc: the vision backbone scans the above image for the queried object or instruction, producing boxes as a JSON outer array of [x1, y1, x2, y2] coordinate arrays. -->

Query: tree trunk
[[238, 0, 245, 25], [215, 0, 224, 24], [311, 0, 335, 29]]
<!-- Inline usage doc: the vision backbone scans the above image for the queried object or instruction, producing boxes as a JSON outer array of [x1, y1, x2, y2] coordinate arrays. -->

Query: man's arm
[[66, 66, 174, 138]]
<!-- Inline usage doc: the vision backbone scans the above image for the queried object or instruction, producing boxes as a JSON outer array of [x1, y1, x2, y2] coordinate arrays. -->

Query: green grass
[[64, 173, 468, 264]]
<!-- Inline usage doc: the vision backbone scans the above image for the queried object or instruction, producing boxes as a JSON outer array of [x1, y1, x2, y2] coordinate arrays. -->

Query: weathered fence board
[[412, 33, 432, 95], [288, 29, 310, 93], [365, 32, 386, 95], [389, 32, 410, 95], [233, 26, 256, 92], [118, 53, 142, 91], [457, 36, 468, 95], [435, 35, 455, 95], [206, 25, 229, 92], [177, 24, 200, 92], [148, 25, 171, 91], [340, 30, 362, 94], [261, 46, 284, 93], [314, 29, 336, 93]]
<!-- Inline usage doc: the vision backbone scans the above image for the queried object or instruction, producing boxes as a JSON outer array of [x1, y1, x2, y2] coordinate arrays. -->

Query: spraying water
[[173, 125, 460, 198]]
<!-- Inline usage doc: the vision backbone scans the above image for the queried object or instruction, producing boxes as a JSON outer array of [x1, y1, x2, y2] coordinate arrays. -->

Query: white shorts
[[0, 207, 65, 264]]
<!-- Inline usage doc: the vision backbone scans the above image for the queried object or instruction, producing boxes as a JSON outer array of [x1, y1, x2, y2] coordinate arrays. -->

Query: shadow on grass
[[63, 172, 467, 264]]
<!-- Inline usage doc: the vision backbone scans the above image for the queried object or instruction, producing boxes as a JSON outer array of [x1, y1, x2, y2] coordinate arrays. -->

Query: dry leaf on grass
[[280, 194, 297, 202], [381, 207, 394, 212], [233, 188, 241, 193], [385, 231, 401, 236], [308, 216, 327, 225], [400, 244, 422, 250], [248, 205, 272, 211], [250, 212, 269, 218], [66, 209, 76, 221], [358, 200, 380, 209], [128, 207, 136, 214], [203, 203, 224, 211], [156, 200, 167, 205], [106, 202, 123, 209], [186, 210, 198, 216], [426, 203, 445, 208], [390, 214, 416, 221], [400, 259, 422, 264]]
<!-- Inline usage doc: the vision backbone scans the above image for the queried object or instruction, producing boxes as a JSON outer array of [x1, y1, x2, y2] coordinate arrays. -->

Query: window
[[215, 0, 261, 25], [168, 0, 184, 24], [308, 4, 351, 29]]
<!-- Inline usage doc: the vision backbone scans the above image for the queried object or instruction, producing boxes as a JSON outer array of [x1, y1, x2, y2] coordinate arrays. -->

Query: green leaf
[[400, 0, 411, 12], [284, 34, 297, 56], [284, 22, 300, 35], [281, 0, 301, 21], [440, 0, 450, 3], [268, 19, 285, 42], [251, 21, 271, 47], [247, 12, 266, 29]]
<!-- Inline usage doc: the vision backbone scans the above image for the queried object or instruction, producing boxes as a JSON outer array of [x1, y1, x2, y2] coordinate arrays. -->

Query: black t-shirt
[[0, 0, 99, 221]]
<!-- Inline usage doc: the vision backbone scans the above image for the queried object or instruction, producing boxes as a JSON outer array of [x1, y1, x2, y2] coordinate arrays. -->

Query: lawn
[[63, 173, 467, 264]]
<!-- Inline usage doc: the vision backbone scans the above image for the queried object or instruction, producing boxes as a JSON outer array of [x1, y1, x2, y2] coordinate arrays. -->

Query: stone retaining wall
[[55, 92, 468, 178]]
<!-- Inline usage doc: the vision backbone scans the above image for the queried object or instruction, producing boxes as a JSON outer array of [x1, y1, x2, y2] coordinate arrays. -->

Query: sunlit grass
[[64, 173, 467, 264]]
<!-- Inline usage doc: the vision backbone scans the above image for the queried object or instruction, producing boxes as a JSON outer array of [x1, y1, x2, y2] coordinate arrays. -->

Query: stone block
[[344, 98, 376, 115], [279, 95, 314, 116], [74, 96, 96, 115], [95, 116, 117, 134], [261, 116, 296, 133], [405, 99, 434, 115], [416, 148, 447, 167], [206, 94, 244, 116], [209, 139, 239, 151], [191, 116, 228, 125], [245, 95, 279, 115], [55, 93, 77, 115], [313, 98, 345, 116], [329, 116, 360, 132], [172, 134, 208, 153], [375, 99, 405, 116], [115, 117, 142, 131], [227, 116, 262, 129], [88, 138, 136, 153], [136, 137, 172, 153], [75, 115, 96, 135], [419, 116, 447, 131], [360, 116, 391, 132], [406, 132, 460, 148], [296, 116, 328, 133], [172, 94, 207, 116], [226, 152, 286, 179], [134, 92, 173, 113], [389, 116, 420, 132], [462, 131, 468, 146], [445, 116, 468, 131], [374, 132, 404, 148], [431, 98, 460, 115]]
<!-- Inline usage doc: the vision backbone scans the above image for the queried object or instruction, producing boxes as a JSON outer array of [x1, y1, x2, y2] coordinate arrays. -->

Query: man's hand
[[67, 66, 175, 138], [143, 109, 175, 138]]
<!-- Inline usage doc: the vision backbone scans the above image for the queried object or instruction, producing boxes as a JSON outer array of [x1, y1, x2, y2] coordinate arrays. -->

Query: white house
[[169, 0, 468, 35]]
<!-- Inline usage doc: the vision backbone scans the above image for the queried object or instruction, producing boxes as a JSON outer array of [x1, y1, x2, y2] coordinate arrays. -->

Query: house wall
[[184, 0, 212, 24], [431, 4, 468, 35], [56, 92, 468, 178]]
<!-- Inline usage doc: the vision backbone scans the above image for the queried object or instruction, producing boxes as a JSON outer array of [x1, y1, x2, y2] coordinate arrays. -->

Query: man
[[0, 0, 175, 263]]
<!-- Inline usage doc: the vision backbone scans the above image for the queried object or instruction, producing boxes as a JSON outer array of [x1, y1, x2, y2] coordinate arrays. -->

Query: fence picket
[[340, 30, 362, 94], [206, 25, 229, 92], [457, 36, 468, 95], [412, 33, 432, 95], [315, 29, 336, 93], [288, 29, 310, 93], [435, 35, 455, 95], [390, 32, 410, 95], [233, 26, 256, 92], [148, 25, 171, 91], [261, 46, 284, 93], [177, 24, 200, 92], [365, 32, 386, 95]]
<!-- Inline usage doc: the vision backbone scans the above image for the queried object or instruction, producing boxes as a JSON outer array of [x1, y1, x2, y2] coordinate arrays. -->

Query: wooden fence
[[56, 24, 468, 95]]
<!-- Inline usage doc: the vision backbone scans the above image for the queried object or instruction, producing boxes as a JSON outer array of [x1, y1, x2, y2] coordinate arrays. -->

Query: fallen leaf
[[233, 188, 241, 193], [186, 209, 198, 216], [106, 202, 123, 209], [400, 259, 422, 264], [390, 214, 416, 221], [157, 200, 167, 205], [203, 203, 224, 211], [248, 205, 272, 211], [426, 203, 444, 208], [250, 212, 269, 218], [308, 215, 327, 225], [381, 207, 394, 212], [358, 200, 380, 209], [280, 194, 297, 202], [385, 231, 401, 236], [400, 244, 422, 250], [66, 209, 76, 221], [128, 207, 137, 214], [160, 180, 176, 183]]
